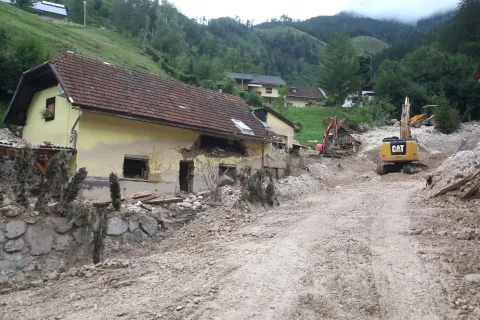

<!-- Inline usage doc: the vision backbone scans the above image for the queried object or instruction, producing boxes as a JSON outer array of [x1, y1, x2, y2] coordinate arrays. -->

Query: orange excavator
[[316, 116, 360, 156]]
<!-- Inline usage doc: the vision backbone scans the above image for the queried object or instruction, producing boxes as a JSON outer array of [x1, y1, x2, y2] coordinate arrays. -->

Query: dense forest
[[1, 0, 479, 129]]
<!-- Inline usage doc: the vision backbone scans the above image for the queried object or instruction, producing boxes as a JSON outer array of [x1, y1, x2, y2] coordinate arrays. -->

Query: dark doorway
[[179, 161, 194, 193]]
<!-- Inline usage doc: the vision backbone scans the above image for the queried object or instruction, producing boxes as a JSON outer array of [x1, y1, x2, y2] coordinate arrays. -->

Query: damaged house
[[3, 52, 291, 198]]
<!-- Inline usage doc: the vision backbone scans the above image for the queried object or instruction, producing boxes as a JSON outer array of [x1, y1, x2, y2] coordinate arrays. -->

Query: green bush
[[432, 93, 460, 134], [246, 91, 263, 107], [294, 121, 302, 132]]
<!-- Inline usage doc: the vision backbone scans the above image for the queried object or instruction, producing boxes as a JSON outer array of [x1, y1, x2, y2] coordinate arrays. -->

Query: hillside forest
[[0, 0, 479, 134]]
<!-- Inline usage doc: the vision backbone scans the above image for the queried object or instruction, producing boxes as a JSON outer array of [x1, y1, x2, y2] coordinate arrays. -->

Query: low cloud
[[342, 0, 458, 24]]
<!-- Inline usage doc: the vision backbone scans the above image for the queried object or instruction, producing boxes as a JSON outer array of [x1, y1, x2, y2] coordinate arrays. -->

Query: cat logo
[[391, 145, 404, 153], [390, 142, 407, 155]]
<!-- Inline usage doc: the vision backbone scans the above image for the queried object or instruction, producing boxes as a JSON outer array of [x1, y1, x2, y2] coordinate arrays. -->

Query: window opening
[[123, 155, 149, 180], [45, 97, 55, 121], [179, 161, 194, 193]]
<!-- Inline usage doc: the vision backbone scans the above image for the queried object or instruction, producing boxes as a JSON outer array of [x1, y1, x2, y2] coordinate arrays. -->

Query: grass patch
[[283, 107, 362, 146], [0, 3, 165, 76], [352, 36, 389, 55]]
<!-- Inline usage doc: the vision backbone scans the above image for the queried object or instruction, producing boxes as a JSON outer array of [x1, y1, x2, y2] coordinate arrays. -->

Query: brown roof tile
[[49, 53, 268, 139], [287, 86, 325, 99]]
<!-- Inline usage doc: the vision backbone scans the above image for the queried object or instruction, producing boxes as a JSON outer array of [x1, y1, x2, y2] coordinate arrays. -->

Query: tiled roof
[[226, 73, 286, 86], [46, 53, 268, 139], [474, 64, 480, 80], [287, 86, 325, 99]]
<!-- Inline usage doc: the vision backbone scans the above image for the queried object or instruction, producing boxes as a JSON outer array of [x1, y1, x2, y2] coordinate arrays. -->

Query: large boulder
[[5, 220, 27, 239], [133, 229, 150, 244], [128, 217, 139, 232], [25, 226, 54, 256], [138, 216, 158, 237], [106, 217, 128, 235], [0, 205, 22, 218], [4, 239, 24, 252], [54, 234, 74, 251], [53, 217, 74, 234]]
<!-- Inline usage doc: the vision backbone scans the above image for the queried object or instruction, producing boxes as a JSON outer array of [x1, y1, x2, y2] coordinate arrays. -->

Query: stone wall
[[0, 195, 208, 275]]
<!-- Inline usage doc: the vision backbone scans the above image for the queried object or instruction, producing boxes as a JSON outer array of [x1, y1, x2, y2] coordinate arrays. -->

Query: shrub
[[109, 173, 121, 211], [246, 91, 263, 107], [432, 93, 460, 134], [353, 98, 395, 126], [13, 144, 33, 207]]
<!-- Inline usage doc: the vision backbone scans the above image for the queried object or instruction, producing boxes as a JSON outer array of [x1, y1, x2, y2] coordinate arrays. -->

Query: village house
[[253, 107, 299, 150], [1, 0, 67, 21], [3, 52, 291, 198], [225, 72, 286, 105], [287, 86, 326, 107]]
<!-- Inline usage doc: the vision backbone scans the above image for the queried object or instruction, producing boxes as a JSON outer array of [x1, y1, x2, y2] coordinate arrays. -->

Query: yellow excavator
[[377, 97, 427, 175], [410, 105, 436, 128]]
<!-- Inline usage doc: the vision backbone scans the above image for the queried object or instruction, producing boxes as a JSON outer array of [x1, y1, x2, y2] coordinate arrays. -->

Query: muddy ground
[[1, 125, 480, 320]]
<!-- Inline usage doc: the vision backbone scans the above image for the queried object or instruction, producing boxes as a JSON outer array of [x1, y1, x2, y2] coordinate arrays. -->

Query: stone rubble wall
[[0, 194, 209, 274]]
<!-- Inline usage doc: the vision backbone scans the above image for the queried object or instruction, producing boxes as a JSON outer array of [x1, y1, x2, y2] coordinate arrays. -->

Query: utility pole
[[83, 1, 86, 27]]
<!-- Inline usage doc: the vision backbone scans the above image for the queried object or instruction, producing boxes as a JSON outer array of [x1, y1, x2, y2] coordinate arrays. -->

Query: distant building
[[287, 86, 326, 107], [474, 64, 480, 81], [0, 0, 67, 22], [225, 72, 285, 104]]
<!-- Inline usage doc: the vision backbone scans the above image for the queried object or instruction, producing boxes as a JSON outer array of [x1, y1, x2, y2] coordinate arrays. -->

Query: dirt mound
[[427, 145, 480, 196], [275, 174, 323, 200], [353, 122, 480, 156]]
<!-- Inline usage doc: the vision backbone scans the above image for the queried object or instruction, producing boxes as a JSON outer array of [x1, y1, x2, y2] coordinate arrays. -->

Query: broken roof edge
[[75, 105, 272, 142], [253, 107, 299, 131]]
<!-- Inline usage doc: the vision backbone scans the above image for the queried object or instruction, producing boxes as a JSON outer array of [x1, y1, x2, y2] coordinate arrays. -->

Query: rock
[[219, 175, 235, 187], [0, 205, 22, 217], [74, 217, 86, 227], [1, 197, 12, 207], [106, 217, 129, 235], [24, 218, 37, 225], [73, 228, 86, 244], [465, 274, 480, 284], [182, 202, 192, 209], [175, 306, 184, 311], [120, 232, 135, 244], [5, 220, 27, 239], [193, 201, 201, 207], [0, 231, 4, 244], [55, 234, 74, 251], [138, 216, 158, 237], [48, 271, 60, 281], [53, 217, 74, 234], [133, 229, 150, 244], [128, 217, 139, 232], [4, 238, 24, 252], [25, 226, 54, 256], [196, 196, 204, 200]]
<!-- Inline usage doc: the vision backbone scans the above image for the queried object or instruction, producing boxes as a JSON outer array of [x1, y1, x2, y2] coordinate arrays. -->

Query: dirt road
[[1, 162, 458, 320]]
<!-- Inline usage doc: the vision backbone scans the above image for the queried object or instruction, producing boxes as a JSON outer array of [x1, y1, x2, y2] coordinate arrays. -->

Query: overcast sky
[[169, 0, 458, 24]]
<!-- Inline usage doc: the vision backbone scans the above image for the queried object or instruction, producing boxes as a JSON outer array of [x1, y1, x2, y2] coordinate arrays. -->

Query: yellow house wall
[[266, 112, 295, 148], [76, 112, 267, 198], [288, 97, 310, 107], [250, 85, 279, 98], [22, 86, 80, 147]]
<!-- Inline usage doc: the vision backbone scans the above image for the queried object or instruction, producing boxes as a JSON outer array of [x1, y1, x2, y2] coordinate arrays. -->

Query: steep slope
[[0, 3, 164, 76]]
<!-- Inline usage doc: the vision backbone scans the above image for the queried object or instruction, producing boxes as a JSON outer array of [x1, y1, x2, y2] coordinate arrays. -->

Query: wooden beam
[[433, 167, 480, 197]]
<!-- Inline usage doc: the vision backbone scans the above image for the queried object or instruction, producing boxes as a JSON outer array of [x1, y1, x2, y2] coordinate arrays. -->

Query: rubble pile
[[274, 174, 322, 200], [427, 145, 480, 199]]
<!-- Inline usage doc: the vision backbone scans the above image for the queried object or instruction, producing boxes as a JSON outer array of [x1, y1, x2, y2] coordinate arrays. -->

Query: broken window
[[199, 135, 246, 155], [44, 97, 55, 121], [123, 155, 149, 180], [219, 164, 236, 181]]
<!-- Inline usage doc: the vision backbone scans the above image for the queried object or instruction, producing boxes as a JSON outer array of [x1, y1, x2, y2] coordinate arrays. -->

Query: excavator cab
[[410, 105, 436, 128]]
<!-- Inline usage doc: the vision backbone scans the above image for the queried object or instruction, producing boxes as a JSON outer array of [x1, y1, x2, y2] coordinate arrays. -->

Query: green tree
[[318, 33, 360, 107], [432, 93, 460, 134], [11, 0, 34, 9], [273, 86, 288, 113]]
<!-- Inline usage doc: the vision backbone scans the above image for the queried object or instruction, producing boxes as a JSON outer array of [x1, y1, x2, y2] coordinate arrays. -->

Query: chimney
[[217, 84, 223, 93]]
